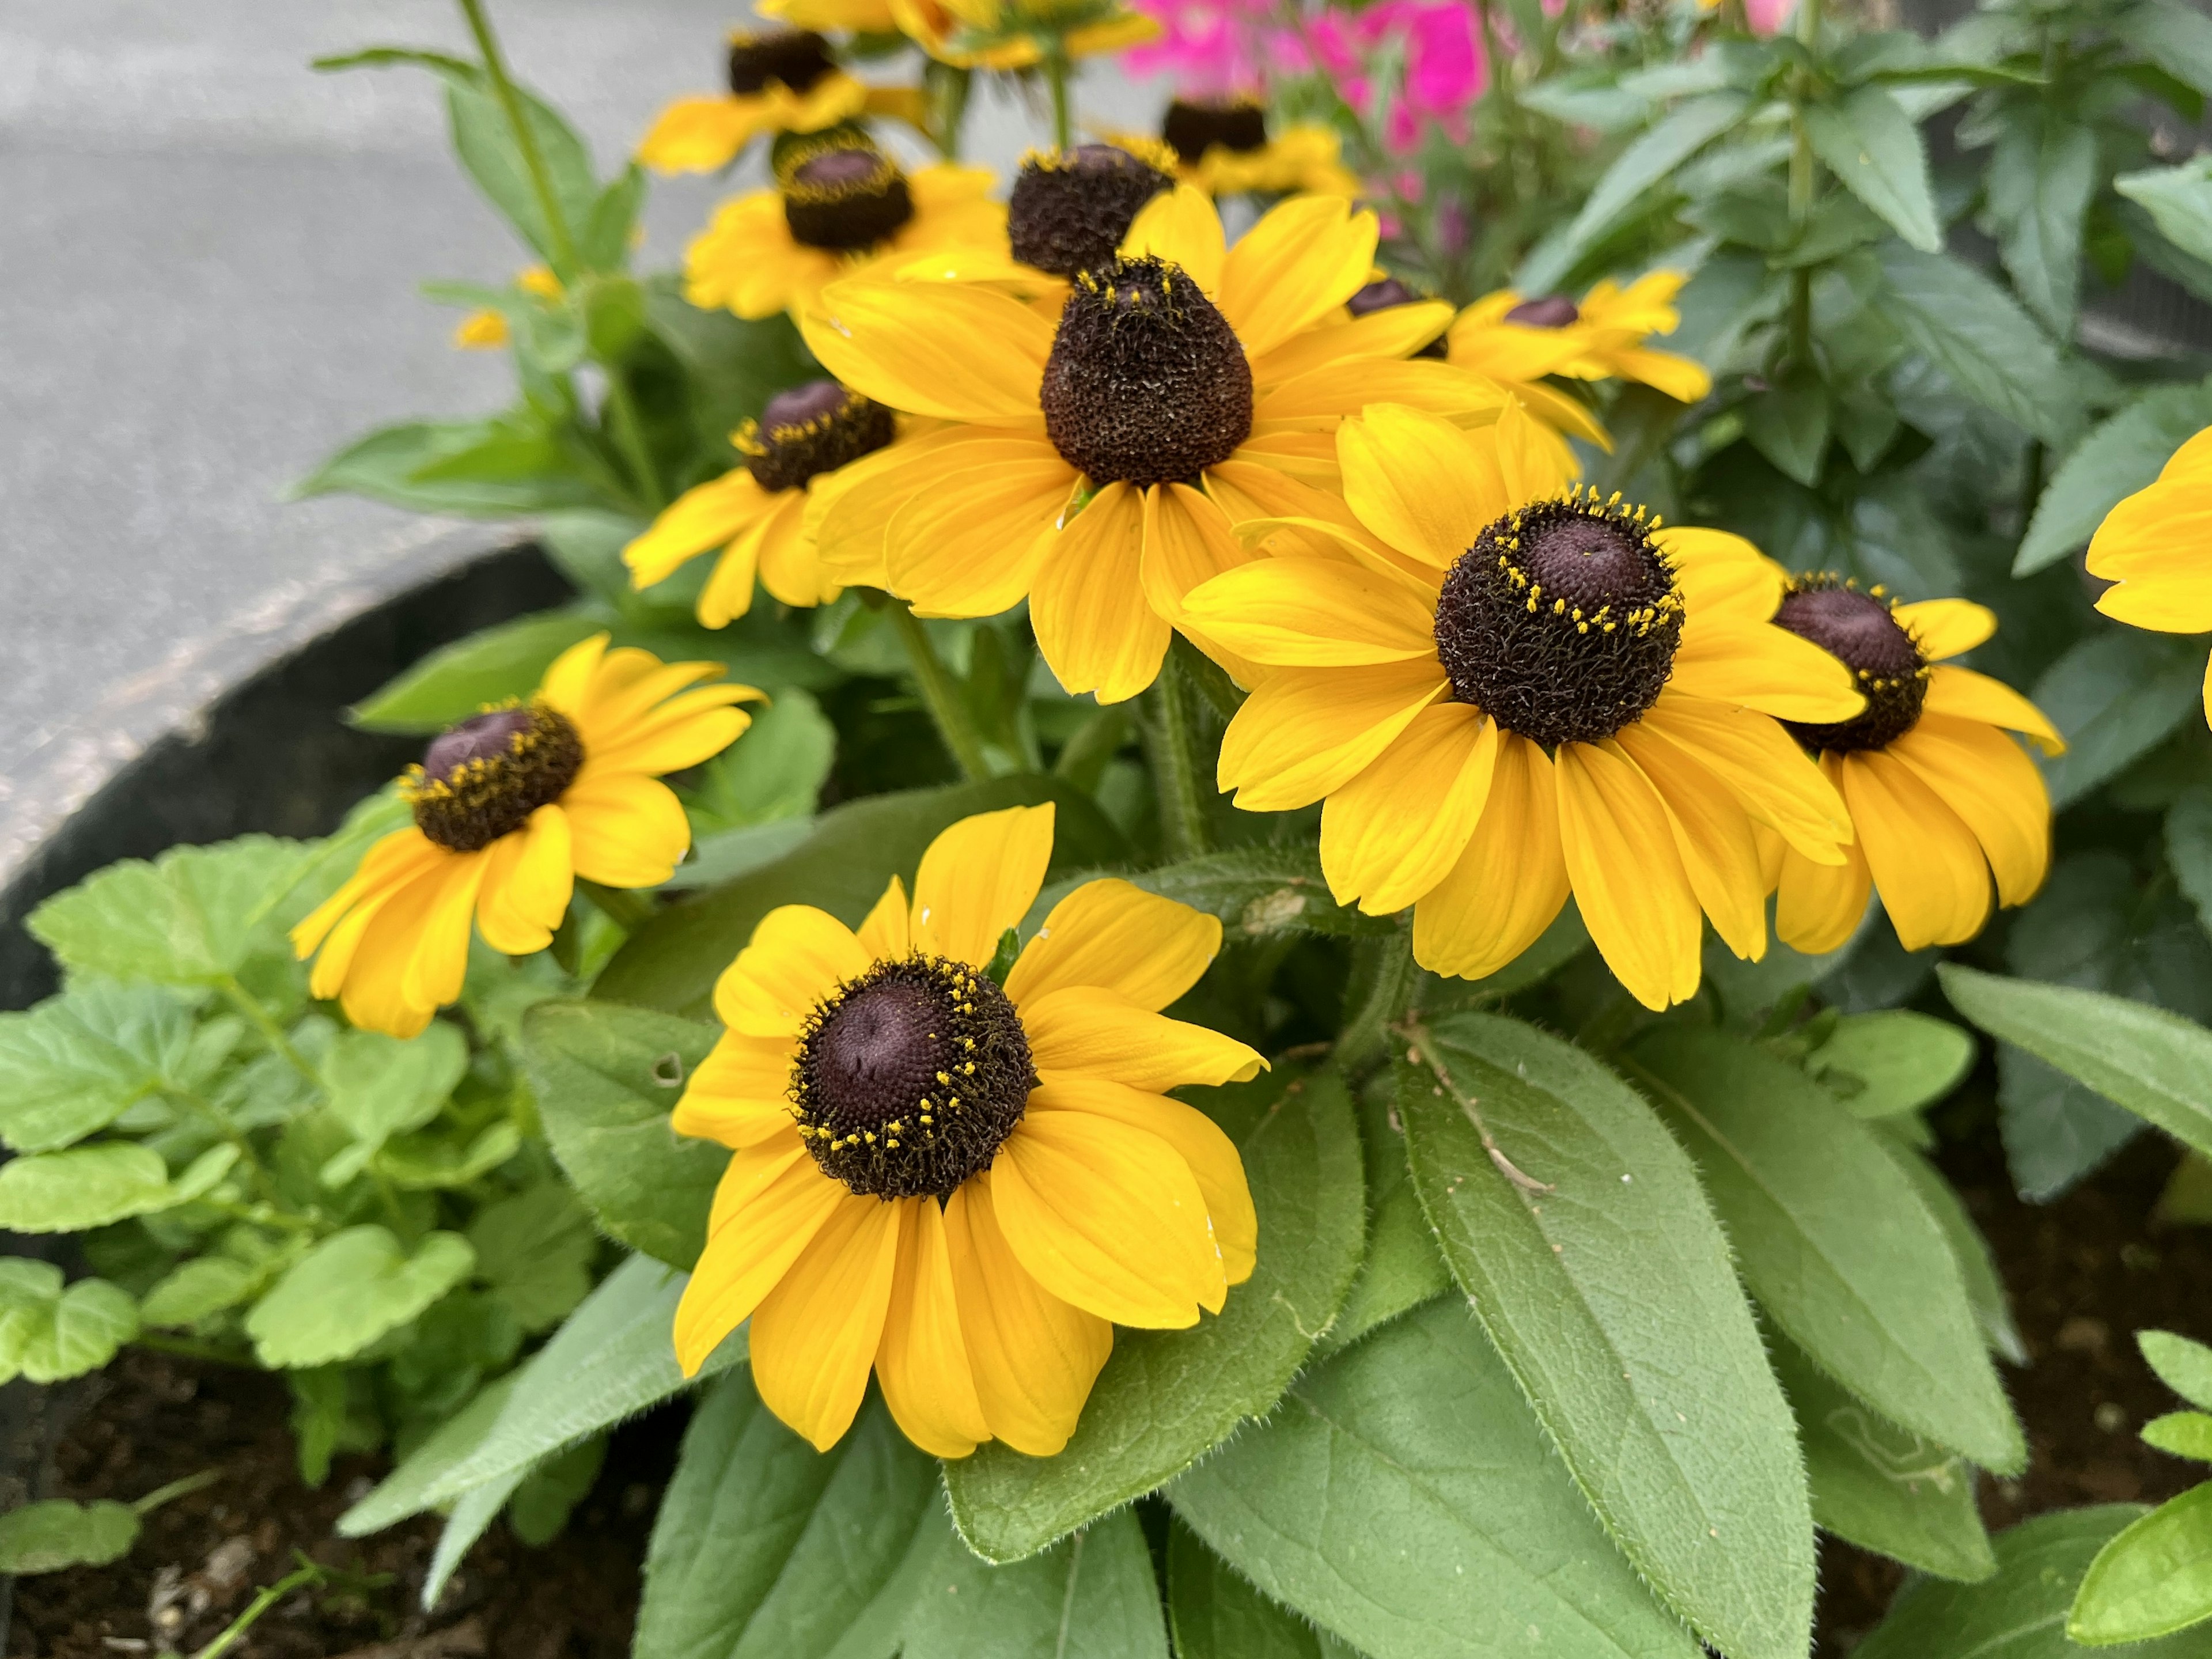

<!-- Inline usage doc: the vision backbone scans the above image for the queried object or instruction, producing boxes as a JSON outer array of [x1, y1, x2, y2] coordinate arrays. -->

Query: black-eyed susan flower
[[637, 29, 870, 175], [293, 637, 759, 1038], [684, 135, 1003, 321], [623, 378, 899, 623], [451, 266, 565, 351], [1768, 578, 2064, 955], [2086, 426, 2212, 728], [1179, 402, 1865, 1010], [800, 185, 1502, 703], [669, 803, 1262, 1456], [1155, 98, 1359, 197]]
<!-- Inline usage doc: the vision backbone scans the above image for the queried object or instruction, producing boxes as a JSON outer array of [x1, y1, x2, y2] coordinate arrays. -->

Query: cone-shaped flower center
[[740, 378, 895, 493], [1162, 98, 1268, 161], [1009, 143, 1173, 278], [1774, 578, 1929, 752], [781, 143, 914, 251], [1505, 294, 1581, 328], [1040, 255, 1254, 489], [408, 704, 584, 851], [1434, 490, 1685, 748], [728, 28, 836, 96], [1346, 276, 1447, 358], [793, 956, 1037, 1199]]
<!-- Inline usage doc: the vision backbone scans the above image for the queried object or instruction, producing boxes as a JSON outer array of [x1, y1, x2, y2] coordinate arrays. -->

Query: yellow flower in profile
[[624, 380, 902, 623], [801, 185, 1502, 703], [293, 637, 759, 1037], [670, 804, 1262, 1457], [637, 29, 869, 174], [1155, 99, 1359, 197], [450, 266, 565, 351], [2086, 425, 2212, 728], [684, 135, 1002, 321], [1769, 578, 2064, 955], [1180, 402, 1865, 1011]]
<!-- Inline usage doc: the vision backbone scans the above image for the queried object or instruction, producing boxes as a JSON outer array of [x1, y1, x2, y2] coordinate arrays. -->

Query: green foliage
[[245, 1226, 477, 1368], [903, 1507, 1170, 1659], [0, 1259, 139, 1384], [0, 1501, 141, 1575], [2071, 1486, 2212, 1645]]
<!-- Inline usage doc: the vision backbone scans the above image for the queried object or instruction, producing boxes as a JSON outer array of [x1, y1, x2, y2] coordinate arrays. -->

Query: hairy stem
[[891, 604, 994, 782], [1141, 661, 1213, 861], [1335, 926, 1419, 1078]]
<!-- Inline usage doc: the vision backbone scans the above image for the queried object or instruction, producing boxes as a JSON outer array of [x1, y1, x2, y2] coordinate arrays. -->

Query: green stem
[[169, 1086, 281, 1205], [1335, 927, 1419, 1078], [890, 604, 993, 782], [456, 0, 579, 276], [930, 62, 974, 160], [219, 978, 319, 1089], [601, 372, 666, 511], [134, 1468, 224, 1515], [1141, 661, 1212, 861], [1044, 47, 1074, 150], [192, 1559, 328, 1659]]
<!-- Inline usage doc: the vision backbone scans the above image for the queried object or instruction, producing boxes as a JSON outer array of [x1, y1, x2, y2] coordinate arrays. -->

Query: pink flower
[[1745, 0, 1793, 33], [1356, 0, 1487, 150], [1124, 0, 1279, 96]]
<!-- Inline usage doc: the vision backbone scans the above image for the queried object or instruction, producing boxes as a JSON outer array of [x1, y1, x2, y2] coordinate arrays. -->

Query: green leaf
[[349, 609, 603, 733], [1169, 1300, 1702, 1659], [1628, 1027, 2022, 1472], [1317, 1070, 1451, 1357], [944, 1067, 1365, 1562], [643, 279, 822, 445], [1876, 244, 2075, 446], [2145, 1414, 2212, 1463], [2113, 1, 2212, 99], [664, 821, 819, 893], [520, 1001, 725, 1270], [0, 1499, 140, 1574], [2072, 1485, 2212, 1645], [508, 1434, 607, 1546], [2169, 785, 2212, 938], [683, 687, 837, 835], [467, 1184, 597, 1332], [139, 1257, 262, 1329], [2143, 1331, 2212, 1412], [1941, 965, 2212, 1164], [244, 1225, 474, 1368], [2033, 631, 2208, 809], [903, 1506, 1170, 1659], [1808, 1010, 1976, 1118], [1988, 116, 2097, 336], [294, 417, 605, 517], [635, 1370, 940, 1659], [1167, 1521, 1353, 1659], [1805, 85, 1942, 252], [581, 165, 646, 271], [1127, 846, 1393, 942], [1771, 1332, 1996, 1582], [0, 1260, 140, 1384], [28, 836, 314, 987], [2018, 380, 2212, 575], [339, 1371, 518, 1539], [595, 777, 1127, 1021], [317, 1022, 469, 1185], [1883, 1141, 2027, 1365], [2120, 158, 2212, 269], [0, 1142, 236, 1233], [0, 982, 212, 1153], [1745, 365, 1832, 488], [1397, 1013, 1811, 1659]]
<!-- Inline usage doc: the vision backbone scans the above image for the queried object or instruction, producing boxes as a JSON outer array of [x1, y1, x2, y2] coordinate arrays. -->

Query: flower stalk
[[891, 603, 995, 782], [1141, 659, 1214, 861]]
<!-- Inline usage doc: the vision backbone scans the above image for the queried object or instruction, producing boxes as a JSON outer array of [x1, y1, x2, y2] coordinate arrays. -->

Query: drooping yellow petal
[[812, 428, 1052, 586], [1217, 661, 1448, 811], [400, 853, 489, 1017], [1411, 732, 1571, 981], [1775, 831, 1872, 956], [1656, 527, 1786, 624], [624, 469, 782, 590], [1031, 482, 1168, 704], [1555, 741, 1703, 1011], [910, 803, 1056, 965], [1245, 301, 1453, 386], [1336, 403, 1502, 570], [292, 827, 446, 961], [1320, 704, 1498, 915], [1005, 878, 1221, 1013], [1179, 556, 1438, 666], [1669, 618, 1865, 724], [560, 771, 691, 888], [1888, 714, 2051, 909], [750, 1191, 903, 1450], [635, 96, 757, 174], [1922, 665, 2066, 754], [857, 873, 912, 960], [1021, 986, 1265, 1089], [714, 906, 873, 1037], [1251, 358, 1505, 435], [1215, 195, 1377, 359], [991, 1109, 1225, 1326], [943, 1177, 1112, 1456], [474, 805, 574, 955], [804, 281, 1055, 425], [1639, 692, 1853, 863], [1139, 480, 1257, 626], [1604, 344, 1712, 404], [877, 1196, 991, 1458], [1120, 183, 1226, 297], [885, 456, 1078, 618], [673, 1132, 842, 1376], [1894, 597, 1997, 663], [1613, 725, 1767, 963], [1840, 751, 1992, 951], [672, 1031, 799, 1149]]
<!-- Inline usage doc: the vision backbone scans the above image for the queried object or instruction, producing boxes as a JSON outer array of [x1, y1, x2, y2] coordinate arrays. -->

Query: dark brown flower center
[[740, 378, 895, 493], [1009, 143, 1173, 278], [1346, 276, 1447, 358], [793, 956, 1036, 1199], [1505, 295, 1581, 328], [1434, 491, 1685, 748], [781, 143, 914, 251], [1039, 255, 1253, 489], [1773, 578, 1929, 752], [728, 29, 837, 96], [1162, 98, 1268, 160], [408, 704, 584, 851]]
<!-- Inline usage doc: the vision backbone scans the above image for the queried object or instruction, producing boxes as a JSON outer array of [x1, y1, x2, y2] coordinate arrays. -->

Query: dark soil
[[6, 1355, 679, 1659]]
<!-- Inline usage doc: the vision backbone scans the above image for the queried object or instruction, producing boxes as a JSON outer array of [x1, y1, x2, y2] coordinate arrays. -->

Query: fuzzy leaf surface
[[903, 1505, 1169, 1659], [244, 1225, 474, 1369]]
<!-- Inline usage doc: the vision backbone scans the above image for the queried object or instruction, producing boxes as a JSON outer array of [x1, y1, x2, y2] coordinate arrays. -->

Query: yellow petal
[[1320, 704, 1498, 914], [560, 771, 691, 888], [1217, 661, 1448, 811], [1670, 617, 1866, 724], [1775, 828, 1872, 956], [579, 684, 760, 775], [1338, 403, 1502, 570], [1032, 482, 1168, 704], [636, 96, 755, 174], [1638, 692, 1851, 863], [1180, 556, 1437, 666], [744, 491, 830, 615], [804, 281, 1054, 424], [1411, 732, 1571, 980], [812, 427, 1051, 586], [474, 805, 575, 955], [1252, 358, 1505, 435], [1606, 344, 1712, 403], [877, 1196, 991, 1458], [751, 1192, 903, 1449], [537, 631, 611, 718], [1246, 302, 1454, 387], [1217, 195, 1377, 358], [1840, 751, 1992, 952], [401, 853, 488, 1016], [1021, 985, 1264, 1089], [886, 456, 1077, 618], [673, 1134, 842, 1374], [1656, 527, 1785, 624], [714, 905, 873, 1037], [292, 827, 444, 960], [1894, 597, 1996, 663], [1922, 665, 2066, 755], [911, 803, 1056, 965], [1555, 741, 1703, 1011], [1120, 183, 1226, 296], [625, 470, 780, 589], [857, 873, 911, 960], [671, 1031, 798, 1149], [1613, 726, 1767, 963], [1005, 878, 1221, 1013], [1888, 715, 2051, 910]]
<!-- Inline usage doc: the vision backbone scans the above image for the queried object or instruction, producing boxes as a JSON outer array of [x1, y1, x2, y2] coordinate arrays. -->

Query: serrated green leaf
[[1772, 1332, 1996, 1582], [0, 1499, 140, 1574], [0, 982, 209, 1153], [2144, 1332, 2212, 1413], [520, 1001, 725, 1270], [1628, 1026, 2022, 1473], [349, 609, 603, 733], [28, 837, 315, 987], [2145, 1413, 2212, 1463], [2019, 381, 2212, 575], [683, 688, 836, 836], [2032, 632, 2208, 809], [317, 1022, 469, 1185], [1989, 115, 2096, 336], [1169, 1300, 1701, 1658], [945, 1067, 1365, 1562], [2072, 1485, 2212, 1645], [1397, 1013, 1812, 1659], [2120, 158, 2212, 268], [1805, 85, 1942, 251], [1745, 366, 1832, 487], [636, 1371, 940, 1659], [1941, 965, 2212, 1162], [1166, 1521, 1353, 1659], [1876, 244, 2075, 446], [245, 1225, 474, 1368], [0, 1260, 140, 1384], [467, 1184, 597, 1332], [1809, 1010, 1976, 1118], [139, 1257, 261, 1328], [2114, 0, 2212, 98], [0, 1142, 236, 1233], [904, 1505, 1169, 1659]]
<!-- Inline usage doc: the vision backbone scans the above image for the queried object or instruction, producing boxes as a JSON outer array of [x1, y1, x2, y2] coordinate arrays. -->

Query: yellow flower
[[2086, 425, 2212, 728], [449, 266, 564, 351], [684, 136, 1003, 321], [800, 185, 1503, 703], [1155, 100, 1359, 197], [670, 803, 1263, 1456], [293, 637, 760, 1038], [1180, 402, 1866, 1011], [1769, 579, 2065, 955], [637, 29, 870, 174], [625, 380, 903, 624]]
